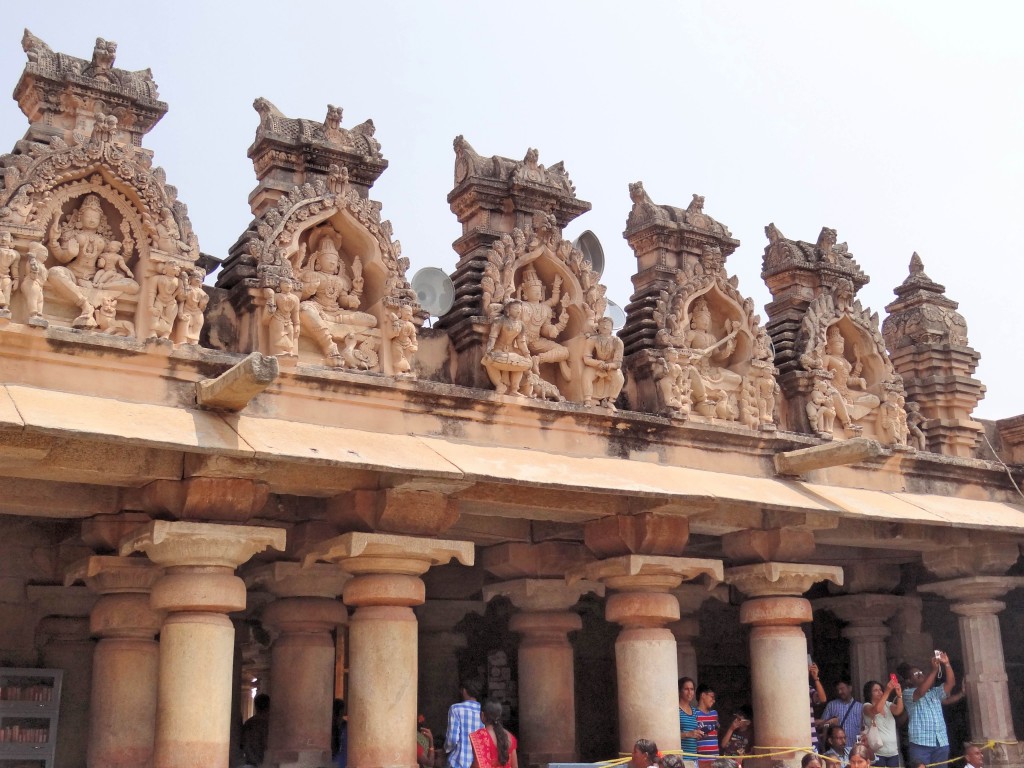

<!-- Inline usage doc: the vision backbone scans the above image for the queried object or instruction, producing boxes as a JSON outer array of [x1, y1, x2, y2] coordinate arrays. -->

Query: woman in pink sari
[[470, 700, 519, 768]]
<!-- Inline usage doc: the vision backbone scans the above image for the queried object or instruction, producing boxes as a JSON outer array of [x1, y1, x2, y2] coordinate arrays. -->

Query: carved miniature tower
[[438, 139, 592, 390], [620, 185, 777, 429], [0, 31, 204, 341], [881, 253, 985, 456], [762, 226, 909, 444], [214, 100, 421, 375]]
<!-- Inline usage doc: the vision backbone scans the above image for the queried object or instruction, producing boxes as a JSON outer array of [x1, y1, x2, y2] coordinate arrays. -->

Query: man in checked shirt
[[445, 678, 484, 768]]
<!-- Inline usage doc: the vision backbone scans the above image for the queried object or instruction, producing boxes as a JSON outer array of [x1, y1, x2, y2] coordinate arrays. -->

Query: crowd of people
[[235, 649, 985, 768], [669, 649, 983, 768]]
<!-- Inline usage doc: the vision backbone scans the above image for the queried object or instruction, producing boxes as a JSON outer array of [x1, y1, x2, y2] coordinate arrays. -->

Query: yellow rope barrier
[[596, 738, 1018, 768]]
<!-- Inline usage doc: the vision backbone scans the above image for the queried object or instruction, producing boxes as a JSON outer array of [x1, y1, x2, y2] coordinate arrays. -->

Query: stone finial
[[882, 253, 984, 457]]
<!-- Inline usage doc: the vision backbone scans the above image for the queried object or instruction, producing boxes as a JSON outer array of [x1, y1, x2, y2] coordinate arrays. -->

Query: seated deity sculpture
[[482, 300, 533, 396], [297, 232, 377, 359], [519, 266, 571, 380], [47, 194, 140, 327], [680, 298, 742, 416], [822, 325, 880, 430], [582, 316, 625, 410]]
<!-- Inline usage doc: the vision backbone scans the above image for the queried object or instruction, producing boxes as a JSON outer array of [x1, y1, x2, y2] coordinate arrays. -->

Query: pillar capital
[[812, 593, 903, 626], [303, 531, 474, 576], [244, 561, 350, 598], [921, 543, 1020, 580], [726, 561, 843, 598], [918, 575, 1024, 608], [568, 554, 723, 593], [64, 555, 163, 594], [119, 520, 286, 568], [483, 578, 603, 612]]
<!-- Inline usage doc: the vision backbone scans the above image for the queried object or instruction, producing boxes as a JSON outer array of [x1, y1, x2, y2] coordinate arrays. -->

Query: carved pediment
[[762, 223, 868, 290], [452, 138, 577, 198], [626, 183, 733, 240]]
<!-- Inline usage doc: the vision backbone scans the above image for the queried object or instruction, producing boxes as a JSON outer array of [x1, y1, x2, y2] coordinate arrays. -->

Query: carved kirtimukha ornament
[[623, 184, 777, 429], [797, 274, 908, 445], [215, 100, 422, 374], [479, 208, 613, 403], [0, 32, 204, 340]]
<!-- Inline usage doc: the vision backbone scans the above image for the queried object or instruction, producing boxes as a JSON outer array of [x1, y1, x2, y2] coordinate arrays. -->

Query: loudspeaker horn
[[411, 267, 455, 318], [573, 230, 605, 277]]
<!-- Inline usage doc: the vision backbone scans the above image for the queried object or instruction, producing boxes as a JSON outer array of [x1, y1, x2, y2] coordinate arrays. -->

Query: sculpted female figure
[[177, 268, 208, 345], [297, 233, 377, 358], [482, 300, 532, 396], [387, 303, 418, 376], [263, 280, 300, 356]]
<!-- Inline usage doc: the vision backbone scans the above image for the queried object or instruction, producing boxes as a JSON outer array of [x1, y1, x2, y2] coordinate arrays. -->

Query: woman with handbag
[[862, 678, 904, 767]]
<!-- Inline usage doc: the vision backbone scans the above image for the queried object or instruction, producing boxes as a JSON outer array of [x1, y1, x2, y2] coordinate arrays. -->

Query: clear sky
[[1, 1, 1020, 419]]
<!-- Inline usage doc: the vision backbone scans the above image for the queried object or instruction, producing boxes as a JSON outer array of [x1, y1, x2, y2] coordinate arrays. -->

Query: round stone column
[[65, 556, 163, 768], [813, 594, 901, 693], [728, 563, 843, 768], [416, 600, 484, 735], [920, 576, 1024, 766], [30, 585, 97, 768], [247, 563, 349, 768], [305, 532, 474, 768], [571, 555, 723, 754], [121, 521, 286, 768], [484, 579, 601, 767]]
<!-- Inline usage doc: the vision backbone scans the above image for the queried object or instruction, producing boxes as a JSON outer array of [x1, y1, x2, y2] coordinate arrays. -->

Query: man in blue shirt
[[445, 678, 483, 768], [898, 651, 956, 768]]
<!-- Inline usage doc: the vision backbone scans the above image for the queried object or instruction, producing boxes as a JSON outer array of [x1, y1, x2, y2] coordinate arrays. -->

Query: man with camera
[[897, 651, 956, 768]]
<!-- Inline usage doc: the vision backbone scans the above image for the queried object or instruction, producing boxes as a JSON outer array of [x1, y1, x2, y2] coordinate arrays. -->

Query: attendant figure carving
[[482, 300, 532, 396], [519, 266, 571, 380], [582, 316, 624, 410], [147, 262, 181, 340], [177, 269, 208, 345], [879, 387, 909, 447], [0, 229, 19, 318], [806, 377, 836, 436], [906, 401, 927, 451], [47, 194, 139, 327], [387, 303, 418, 377], [263, 280, 300, 356], [297, 232, 377, 359], [654, 353, 692, 417], [22, 243, 48, 326]]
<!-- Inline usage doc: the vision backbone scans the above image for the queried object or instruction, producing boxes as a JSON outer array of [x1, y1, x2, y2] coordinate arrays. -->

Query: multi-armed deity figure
[[47, 194, 140, 328], [296, 230, 378, 360], [820, 325, 880, 432], [519, 266, 572, 382]]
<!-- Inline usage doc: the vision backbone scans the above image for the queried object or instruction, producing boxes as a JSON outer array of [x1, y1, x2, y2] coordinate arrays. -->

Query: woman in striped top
[[678, 677, 699, 765]]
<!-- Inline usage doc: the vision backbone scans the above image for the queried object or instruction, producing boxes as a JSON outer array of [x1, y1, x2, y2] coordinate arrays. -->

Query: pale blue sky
[[1, 1, 1020, 418]]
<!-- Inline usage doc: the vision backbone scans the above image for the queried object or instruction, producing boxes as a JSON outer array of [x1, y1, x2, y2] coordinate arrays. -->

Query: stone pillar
[[919, 576, 1024, 767], [29, 585, 97, 768], [65, 557, 163, 768], [416, 600, 484, 735], [813, 594, 901, 693], [887, 595, 933, 669], [484, 579, 602, 768], [670, 584, 728, 681], [570, 555, 724, 754], [120, 521, 286, 768], [246, 563, 350, 768], [727, 563, 843, 768], [305, 532, 475, 768]]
